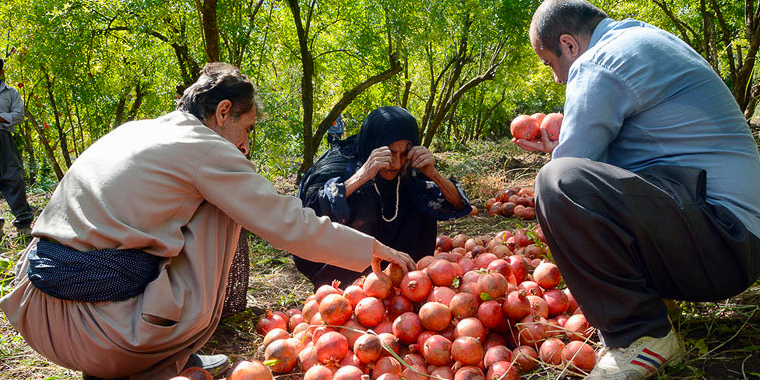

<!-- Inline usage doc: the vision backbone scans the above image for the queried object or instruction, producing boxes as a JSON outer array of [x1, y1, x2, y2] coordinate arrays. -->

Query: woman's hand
[[408, 146, 437, 178], [345, 147, 392, 197], [371, 240, 416, 274]]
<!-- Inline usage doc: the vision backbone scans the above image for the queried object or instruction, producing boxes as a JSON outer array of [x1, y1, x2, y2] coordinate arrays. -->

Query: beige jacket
[[0, 111, 374, 378]]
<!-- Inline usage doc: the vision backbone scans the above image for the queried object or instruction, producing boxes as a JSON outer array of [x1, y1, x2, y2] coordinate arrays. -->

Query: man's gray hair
[[177, 62, 264, 123]]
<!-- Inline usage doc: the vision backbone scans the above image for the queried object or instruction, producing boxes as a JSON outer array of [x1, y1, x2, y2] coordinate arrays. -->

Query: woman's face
[[379, 139, 413, 180]]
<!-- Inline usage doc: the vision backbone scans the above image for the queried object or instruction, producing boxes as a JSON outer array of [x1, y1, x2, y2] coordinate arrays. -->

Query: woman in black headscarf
[[294, 106, 471, 288]]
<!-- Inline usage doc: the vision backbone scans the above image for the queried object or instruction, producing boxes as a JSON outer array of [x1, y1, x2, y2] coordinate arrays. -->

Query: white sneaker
[[585, 330, 685, 380]]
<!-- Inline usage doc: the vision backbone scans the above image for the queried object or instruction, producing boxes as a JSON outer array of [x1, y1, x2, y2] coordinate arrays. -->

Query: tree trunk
[[25, 108, 65, 180], [43, 69, 72, 168], [19, 121, 38, 185], [195, 0, 221, 62]]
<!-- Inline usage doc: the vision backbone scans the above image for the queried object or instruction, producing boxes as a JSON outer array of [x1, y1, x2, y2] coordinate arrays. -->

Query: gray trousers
[[0, 130, 33, 227], [535, 157, 760, 347]]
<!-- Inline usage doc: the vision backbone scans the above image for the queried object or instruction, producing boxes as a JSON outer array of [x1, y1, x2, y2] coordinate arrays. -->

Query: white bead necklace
[[373, 176, 400, 223]]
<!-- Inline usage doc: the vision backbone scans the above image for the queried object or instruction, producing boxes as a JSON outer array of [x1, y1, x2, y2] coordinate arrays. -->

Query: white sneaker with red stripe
[[585, 330, 685, 379]]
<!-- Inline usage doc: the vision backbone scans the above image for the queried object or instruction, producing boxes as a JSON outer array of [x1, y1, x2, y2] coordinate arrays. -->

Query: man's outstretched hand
[[371, 240, 416, 274], [512, 127, 559, 154]]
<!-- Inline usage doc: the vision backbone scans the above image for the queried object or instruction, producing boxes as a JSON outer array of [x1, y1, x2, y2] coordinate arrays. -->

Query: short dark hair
[[177, 62, 263, 123], [532, 0, 608, 57]]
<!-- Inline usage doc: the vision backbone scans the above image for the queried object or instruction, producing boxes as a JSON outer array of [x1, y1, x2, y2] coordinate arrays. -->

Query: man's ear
[[558, 34, 582, 59], [214, 99, 233, 127]]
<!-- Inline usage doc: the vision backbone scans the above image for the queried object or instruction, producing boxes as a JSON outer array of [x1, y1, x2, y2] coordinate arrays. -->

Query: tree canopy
[[1, 0, 758, 185]]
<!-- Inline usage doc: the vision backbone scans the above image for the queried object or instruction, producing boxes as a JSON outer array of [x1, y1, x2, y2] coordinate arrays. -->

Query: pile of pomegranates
[[255, 227, 599, 380], [485, 187, 536, 220]]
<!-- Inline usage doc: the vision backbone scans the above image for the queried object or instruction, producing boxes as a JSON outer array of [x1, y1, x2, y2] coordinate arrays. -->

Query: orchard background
[[1, 0, 760, 379]]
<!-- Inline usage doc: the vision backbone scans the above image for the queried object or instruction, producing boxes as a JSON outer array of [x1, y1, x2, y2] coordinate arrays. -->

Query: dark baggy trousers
[[535, 157, 760, 348], [0, 130, 33, 227]]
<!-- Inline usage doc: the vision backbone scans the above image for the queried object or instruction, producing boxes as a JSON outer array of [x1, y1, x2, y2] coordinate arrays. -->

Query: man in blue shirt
[[517, 1, 760, 379], [0, 58, 34, 237]]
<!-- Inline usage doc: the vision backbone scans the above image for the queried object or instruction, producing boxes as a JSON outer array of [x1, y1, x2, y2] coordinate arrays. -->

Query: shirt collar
[[588, 18, 616, 50]]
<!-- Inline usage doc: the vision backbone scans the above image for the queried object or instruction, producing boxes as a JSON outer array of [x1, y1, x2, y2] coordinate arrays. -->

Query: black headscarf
[[298, 106, 420, 204], [354, 106, 420, 162]]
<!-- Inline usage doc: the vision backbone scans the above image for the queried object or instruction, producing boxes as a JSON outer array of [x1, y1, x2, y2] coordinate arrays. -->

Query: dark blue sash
[[27, 240, 161, 302]]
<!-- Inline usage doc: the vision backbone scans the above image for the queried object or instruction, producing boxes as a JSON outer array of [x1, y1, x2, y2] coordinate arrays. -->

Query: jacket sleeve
[[193, 142, 374, 272], [0, 88, 25, 129]]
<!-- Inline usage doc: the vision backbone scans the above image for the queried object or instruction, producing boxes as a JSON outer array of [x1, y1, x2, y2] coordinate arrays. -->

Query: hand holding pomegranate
[[372, 240, 416, 273], [512, 126, 558, 154]]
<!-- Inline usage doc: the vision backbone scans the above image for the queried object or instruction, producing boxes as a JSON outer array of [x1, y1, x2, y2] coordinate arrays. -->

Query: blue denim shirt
[[554, 18, 760, 238], [0, 81, 25, 133]]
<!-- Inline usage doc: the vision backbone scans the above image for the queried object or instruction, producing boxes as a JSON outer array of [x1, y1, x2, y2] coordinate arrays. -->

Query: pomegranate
[[319, 294, 352, 326], [436, 235, 454, 252], [449, 292, 479, 320], [402, 363, 429, 380], [565, 288, 579, 313], [392, 312, 424, 345], [541, 112, 563, 140], [427, 259, 457, 286], [298, 345, 319, 371], [343, 285, 367, 307], [507, 256, 528, 283], [451, 336, 484, 366], [288, 313, 306, 332], [373, 356, 403, 379], [422, 334, 452, 366], [364, 272, 393, 299], [452, 234, 468, 249], [257, 311, 287, 336], [454, 366, 485, 380], [302, 300, 320, 322], [178, 367, 212, 380], [264, 338, 298, 373], [533, 261, 561, 289], [531, 112, 546, 125], [353, 333, 383, 364], [304, 365, 333, 380], [453, 317, 487, 342], [518, 280, 543, 297], [379, 264, 402, 288], [355, 297, 385, 327], [516, 314, 547, 346], [430, 366, 455, 380], [510, 114, 540, 140], [227, 360, 273, 380], [416, 256, 436, 270], [263, 328, 290, 348], [377, 332, 400, 357], [387, 295, 414, 321], [340, 319, 365, 348], [543, 288, 569, 317], [483, 345, 513, 369], [512, 345, 538, 372], [333, 366, 364, 380], [527, 295, 549, 319], [486, 361, 519, 380], [502, 290, 531, 321], [477, 272, 507, 300], [457, 257, 476, 273], [427, 286, 457, 306], [562, 341, 597, 372], [315, 281, 342, 303], [419, 302, 453, 332], [315, 331, 349, 364], [564, 314, 593, 341], [538, 338, 565, 365], [476, 300, 503, 329], [482, 333, 507, 352], [400, 271, 433, 303]]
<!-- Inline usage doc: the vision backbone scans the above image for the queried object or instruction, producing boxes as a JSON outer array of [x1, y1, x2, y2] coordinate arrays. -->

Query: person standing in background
[[0, 58, 34, 237]]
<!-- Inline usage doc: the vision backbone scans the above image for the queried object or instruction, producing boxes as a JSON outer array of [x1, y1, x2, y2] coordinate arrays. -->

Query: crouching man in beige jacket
[[0, 62, 415, 380]]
